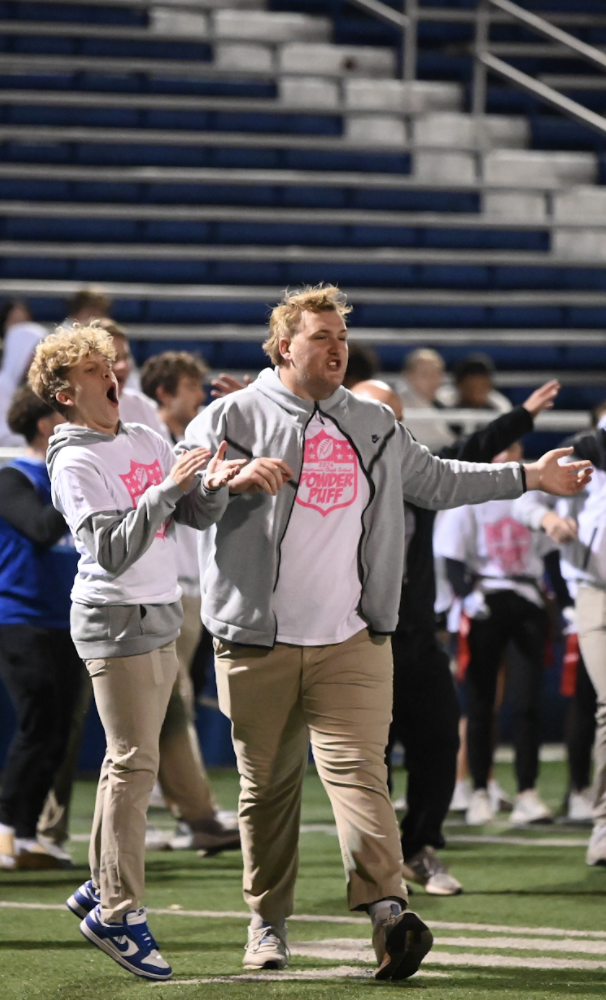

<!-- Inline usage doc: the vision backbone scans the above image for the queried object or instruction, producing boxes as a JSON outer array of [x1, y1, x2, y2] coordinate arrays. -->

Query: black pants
[[566, 654, 597, 793], [466, 591, 547, 794], [388, 627, 460, 861], [0, 624, 84, 838]]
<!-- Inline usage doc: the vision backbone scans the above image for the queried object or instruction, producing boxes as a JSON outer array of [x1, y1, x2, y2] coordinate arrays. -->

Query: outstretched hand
[[228, 457, 293, 496], [205, 441, 247, 491], [541, 510, 578, 544], [524, 448, 592, 496], [522, 379, 560, 417]]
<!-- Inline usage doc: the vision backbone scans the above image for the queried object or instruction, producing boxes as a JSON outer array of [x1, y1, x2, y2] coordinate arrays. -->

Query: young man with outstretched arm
[[28, 324, 245, 982], [180, 285, 591, 981]]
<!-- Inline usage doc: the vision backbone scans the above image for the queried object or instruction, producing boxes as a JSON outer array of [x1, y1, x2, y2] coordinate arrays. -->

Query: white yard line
[[447, 834, 589, 847], [2, 900, 606, 940], [427, 951, 606, 972], [152, 967, 449, 985]]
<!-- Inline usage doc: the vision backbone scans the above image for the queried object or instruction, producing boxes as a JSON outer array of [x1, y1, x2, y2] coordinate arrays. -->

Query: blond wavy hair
[[28, 322, 116, 415], [263, 285, 352, 366]]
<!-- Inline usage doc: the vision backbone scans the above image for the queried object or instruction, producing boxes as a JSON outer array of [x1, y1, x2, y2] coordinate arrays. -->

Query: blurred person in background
[[395, 348, 455, 453], [141, 350, 240, 853], [354, 378, 559, 891], [516, 409, 606, 863], [0, 388, 82, 871], [64, 287, 112, 328], [438, 353, 512, 416], [0, 299, 46, 446], [434, 440, 562, 828]]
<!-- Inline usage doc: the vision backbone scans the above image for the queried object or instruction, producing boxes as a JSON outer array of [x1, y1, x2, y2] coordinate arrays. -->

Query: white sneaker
[[243, 919, 289, 970], [148, 782, 168, 810], [568, 788, 594, 823], [586, 822, 606, 866], [488, 779, 513, 814], [0, 826, 16, 870], [510, 789, 553, 826], [466, 789, 494, 826], [392, 796, 408, 812], [402, 846, 463, 896], [145, 824, 171, 851], [14, 836, 73, 869], [450, 779, 472, 812]]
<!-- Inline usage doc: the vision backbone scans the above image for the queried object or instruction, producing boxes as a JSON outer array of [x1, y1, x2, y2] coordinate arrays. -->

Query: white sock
[[368, 900, 403, 927], [250, 914, 286, 932]]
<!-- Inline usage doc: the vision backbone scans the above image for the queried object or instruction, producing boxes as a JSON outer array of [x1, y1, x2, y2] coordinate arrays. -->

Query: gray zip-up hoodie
[[182, 367, 525, 647], [47, 421, 228, 658]]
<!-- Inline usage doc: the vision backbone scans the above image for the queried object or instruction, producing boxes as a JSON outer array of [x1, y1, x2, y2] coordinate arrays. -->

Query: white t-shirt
[[156, 418, 201, 597], [272, 413, 370, 645], [51, 424, 180, 606], [433, 499, 554, 608], [119, 387, 165, 436]]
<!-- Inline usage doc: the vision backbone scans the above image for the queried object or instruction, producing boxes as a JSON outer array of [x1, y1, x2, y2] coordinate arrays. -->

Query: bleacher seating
[[1, 0, 606, 431]]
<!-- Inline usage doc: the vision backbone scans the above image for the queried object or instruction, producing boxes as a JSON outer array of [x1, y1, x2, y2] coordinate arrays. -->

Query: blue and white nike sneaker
[[66, 880, 100, 918], [80, 905, 172, 981]]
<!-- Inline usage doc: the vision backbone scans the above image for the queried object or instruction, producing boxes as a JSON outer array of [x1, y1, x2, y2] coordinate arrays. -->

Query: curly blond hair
[[263, 285, 352, 366], [28, 322, 116, 415]]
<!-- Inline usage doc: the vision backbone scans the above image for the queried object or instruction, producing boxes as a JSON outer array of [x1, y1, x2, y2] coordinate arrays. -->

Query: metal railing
[[472, 0, 606, 138]]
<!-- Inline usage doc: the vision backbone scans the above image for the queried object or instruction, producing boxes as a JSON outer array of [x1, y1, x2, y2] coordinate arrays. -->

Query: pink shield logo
[[484, 516, 531, 575], [296, 428, 358, 517], [119, 458, 169, 539]]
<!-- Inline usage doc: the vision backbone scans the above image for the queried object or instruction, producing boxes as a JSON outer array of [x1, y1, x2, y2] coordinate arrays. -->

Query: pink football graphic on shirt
[[484, 516, 531, 575], [297, 428, 358, 517], [119, 458, 170, 539]]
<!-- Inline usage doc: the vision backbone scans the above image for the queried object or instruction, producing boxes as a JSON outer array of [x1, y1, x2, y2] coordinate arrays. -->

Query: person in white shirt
[[394, 348, 455, 453], [28, 323, 245, 981], [434, 442, 558, 827], [140, 349, 240, 853]]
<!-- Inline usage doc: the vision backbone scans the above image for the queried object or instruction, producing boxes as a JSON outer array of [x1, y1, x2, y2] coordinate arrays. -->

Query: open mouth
[[106, 384, 118, 405], [327, 360, 341, 371]]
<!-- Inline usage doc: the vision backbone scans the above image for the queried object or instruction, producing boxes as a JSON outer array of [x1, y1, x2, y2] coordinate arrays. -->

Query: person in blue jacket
[[0, 387, 82, 870]]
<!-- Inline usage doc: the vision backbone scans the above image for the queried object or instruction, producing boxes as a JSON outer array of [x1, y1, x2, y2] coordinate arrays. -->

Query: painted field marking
[[152, 967, 449, 985], [447, 834, 589, 848], [2, 901, 606, 940], [427, 952, 606, 972]]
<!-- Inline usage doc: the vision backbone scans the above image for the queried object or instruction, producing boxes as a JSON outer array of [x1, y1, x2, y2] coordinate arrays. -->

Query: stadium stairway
[[1, 0, 606, 426]]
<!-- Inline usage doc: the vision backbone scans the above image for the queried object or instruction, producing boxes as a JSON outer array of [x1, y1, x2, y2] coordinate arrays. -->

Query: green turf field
[[1, 761, 605, 1000]]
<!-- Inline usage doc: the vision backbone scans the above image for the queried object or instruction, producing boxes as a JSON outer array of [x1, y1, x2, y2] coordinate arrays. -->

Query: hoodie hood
[[47, 421, 128, 479], [253, 366, 348, 423]]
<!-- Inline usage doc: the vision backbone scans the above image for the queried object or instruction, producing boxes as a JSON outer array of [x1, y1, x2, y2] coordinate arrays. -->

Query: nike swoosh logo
[[113, 936, 139, 957]]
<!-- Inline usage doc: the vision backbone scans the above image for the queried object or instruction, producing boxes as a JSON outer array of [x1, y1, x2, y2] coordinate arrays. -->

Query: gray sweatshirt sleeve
[[397, 422, 524, 510], [173, 475, 229, 529], [514, 490, 556, 531], [77, 477, 185, 575]]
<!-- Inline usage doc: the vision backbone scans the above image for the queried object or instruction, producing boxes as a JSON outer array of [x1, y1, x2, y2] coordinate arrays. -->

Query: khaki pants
[[214, 628, 408, 921], [576, 585, 606, 821], [160, 594, 217, 822], [87, 642, 179, 923]]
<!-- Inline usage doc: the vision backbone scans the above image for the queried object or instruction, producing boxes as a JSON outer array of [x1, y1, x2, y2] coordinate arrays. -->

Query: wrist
[[522, 462, 539, 491]]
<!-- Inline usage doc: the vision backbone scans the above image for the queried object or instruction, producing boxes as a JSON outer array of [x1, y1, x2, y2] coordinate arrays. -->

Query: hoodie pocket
[[70, 602, 110, 644]]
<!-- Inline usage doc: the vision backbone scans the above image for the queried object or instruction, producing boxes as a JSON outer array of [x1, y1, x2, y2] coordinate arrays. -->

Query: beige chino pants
[[160, 594, 217, 822], [214, 628, 408, 922], [576, 585, 606, 821], [87, 642, 179, 923]]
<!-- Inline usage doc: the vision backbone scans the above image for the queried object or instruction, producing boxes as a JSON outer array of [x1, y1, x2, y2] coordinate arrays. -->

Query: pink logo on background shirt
[[296, 428, 358, 516], [484, 516, 531, 575], [119, 459, 169, 539]]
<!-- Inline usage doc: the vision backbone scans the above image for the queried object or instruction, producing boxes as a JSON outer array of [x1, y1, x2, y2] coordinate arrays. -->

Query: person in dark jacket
[[385, 379, 561, 894], [0, 388, 82, 871]]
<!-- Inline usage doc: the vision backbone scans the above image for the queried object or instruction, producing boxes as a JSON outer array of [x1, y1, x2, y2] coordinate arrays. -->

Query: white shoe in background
[[450, 779, 472, 813], [465, 789, 494, 826], [145, 824, 171, 851], [510, 789, 552, 825], [586, 822, 606, 866], [392, 796, 408, 812], [568, 788, 594, 823], [488, 779, 513, 814], [148, 782, 168, 810]]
